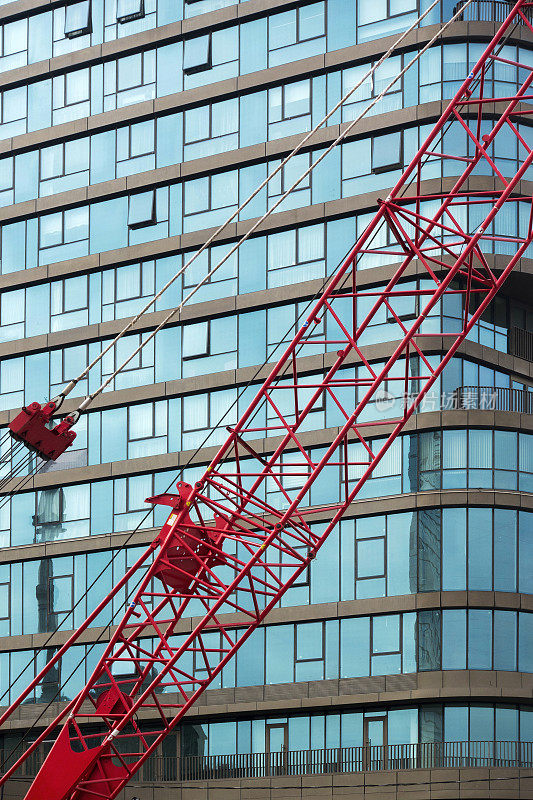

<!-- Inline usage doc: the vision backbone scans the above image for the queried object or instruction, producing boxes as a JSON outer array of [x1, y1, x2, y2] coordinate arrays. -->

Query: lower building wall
[[5, 768, 533, 800]]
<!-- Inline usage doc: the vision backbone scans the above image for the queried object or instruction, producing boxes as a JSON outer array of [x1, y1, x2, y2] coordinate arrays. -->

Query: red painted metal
[[146, 484, 226, 592], [9, 401, 76, 461], [2, 2, 533, 798]]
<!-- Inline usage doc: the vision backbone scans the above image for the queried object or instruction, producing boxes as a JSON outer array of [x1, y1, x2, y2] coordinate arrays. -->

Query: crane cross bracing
[[2, 1, 533, 798]]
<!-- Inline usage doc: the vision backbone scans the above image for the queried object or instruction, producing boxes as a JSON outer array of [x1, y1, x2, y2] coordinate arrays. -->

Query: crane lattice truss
[[2, 2, 533, 798]]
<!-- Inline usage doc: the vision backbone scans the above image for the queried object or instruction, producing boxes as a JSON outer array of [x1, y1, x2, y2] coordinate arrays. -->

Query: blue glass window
[[418, 611, 441, 671], [494, 611, 517, 671], [299, 3, 325, 39], [128, 190, 156, 229], [272, 4, 325, 49], [442, 610, 466, 670], [296, 621, 323, 661], [468, 610, 493, 670], [183, 35, 211, 74], [0, 581, 9, 633], [64, 1, 91, 38], [266, 625, 293, 684], [269, 11, 296, 50], [442, 508, 466, 590], [182, 321, 208, 358], [1, 86, 25, 128], [117, 0, 145, 23], [2, 19, 27, 59], [372, 614, 399, 653], [65, 70, 90, 106], [270, 80, 311, 123], [372, 132, 402, 173], [49, 574, 73, 621], [519, 612, 533, 673], [356, 538, 385, 578]]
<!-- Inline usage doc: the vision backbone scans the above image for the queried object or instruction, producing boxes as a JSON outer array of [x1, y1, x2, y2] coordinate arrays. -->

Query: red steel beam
[[2, 2, 533, 798]]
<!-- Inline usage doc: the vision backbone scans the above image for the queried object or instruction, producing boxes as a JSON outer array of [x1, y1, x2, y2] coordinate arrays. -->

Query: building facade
[[0, 0, 532, 797]]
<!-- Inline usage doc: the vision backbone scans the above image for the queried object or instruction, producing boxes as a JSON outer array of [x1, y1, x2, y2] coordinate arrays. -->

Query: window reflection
[[2, 604, 533, 705]]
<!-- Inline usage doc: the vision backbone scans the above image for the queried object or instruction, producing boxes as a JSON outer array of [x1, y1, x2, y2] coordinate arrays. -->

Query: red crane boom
[[2, 2, 533, 797]]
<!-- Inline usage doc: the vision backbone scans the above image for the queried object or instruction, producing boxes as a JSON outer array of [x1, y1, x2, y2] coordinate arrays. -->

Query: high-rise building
[[0, 0, 532, 798]]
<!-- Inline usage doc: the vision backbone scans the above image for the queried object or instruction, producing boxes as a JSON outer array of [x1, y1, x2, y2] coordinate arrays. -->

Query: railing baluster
[[16, 738, 533, 782]]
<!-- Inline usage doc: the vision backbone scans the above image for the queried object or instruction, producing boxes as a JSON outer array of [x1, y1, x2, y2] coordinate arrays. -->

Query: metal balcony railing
[[4, 740, 532, 784], [509, 326, 533, 363], [453, 0, 533, 23], [148, 741, 532, 782], [454, 385, 533, 412]]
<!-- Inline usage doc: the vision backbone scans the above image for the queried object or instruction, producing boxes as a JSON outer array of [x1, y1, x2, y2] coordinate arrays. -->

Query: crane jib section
[[2, 2, 533, 798]]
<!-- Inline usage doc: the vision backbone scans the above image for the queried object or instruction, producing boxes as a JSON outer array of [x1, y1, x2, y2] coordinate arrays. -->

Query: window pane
[[129, 404, 154, 439], [373, 132, 401, 172], [296, 621, 322, 660], [40, 212, 63, 247], [212, 99, 238, 137], [470, 706, 494, 742], [66, 70, 90, 105], [519, 612, 533, 672], [3, 87, 26, 123], [183, 35, 211, 74], [211, 171, 237, 209], [298, 224, 323, 262], [268, 230, 296, 269], [266, 625, 293, 683], [64, 0, 91, 37], [3, 19, 26, 56], [49, 575, 72, 615], [184, 177, 209, 215], [494, 610, 516, 671], [269, 11, 296, 49], [284, 80, 310, 118], [468, 508, 492, 590], [183, 321, 208, 358], [65, 138, 89, 174], [299, 3, 325, 40], [130, 121, 154, 157], [185, 106, 210, 143], [518, 511, 533, 593], [183, 394, 208, 431], [442, 609, 466, 670], [418, 610, 441, 671], [63, 275, 87, 311], [0, 583, 8, 618], [519, 433, 533, 474], [356, 538, 385, 578], [442, 429, 465, 468], [442, 508, 466, 590], [128, 191, 156, 228], [372, 615, 399, 653], [116, 263, 141, 301], [117, 0, 144, 23], [64, 207, 88, 242], [494, 509, 516, 592], [468, 610, 492, 669], [494, 430, 517, 470], [118, 54, 142, 91], [469, 429, 492, 468]]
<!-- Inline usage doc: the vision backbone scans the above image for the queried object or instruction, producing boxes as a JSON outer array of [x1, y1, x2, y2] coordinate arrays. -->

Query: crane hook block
[[9, 401, 77, 461]]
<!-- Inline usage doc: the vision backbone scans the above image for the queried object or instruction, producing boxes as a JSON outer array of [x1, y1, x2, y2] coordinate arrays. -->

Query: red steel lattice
[[2, 2, 533, 797]]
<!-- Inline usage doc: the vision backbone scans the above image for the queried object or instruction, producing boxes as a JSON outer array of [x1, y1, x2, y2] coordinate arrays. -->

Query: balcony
[[510, 326, 533, 363], [135, 740, 532, 782], [454, 385, 533, 412], [453, 0, 533, 23], [4, 740, 532, 791]]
